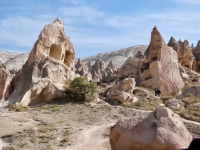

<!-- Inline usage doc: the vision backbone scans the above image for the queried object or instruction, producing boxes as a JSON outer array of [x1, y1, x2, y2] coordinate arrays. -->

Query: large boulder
[[118, 57, 144, 78], [6, 19, 76, 106], [107, 78, 135, 103], [110, 107, 192, 150], [139, 26, 185, 95]]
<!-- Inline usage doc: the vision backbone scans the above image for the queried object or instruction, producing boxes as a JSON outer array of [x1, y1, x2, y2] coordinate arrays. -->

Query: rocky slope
[[80, 45, 147, 67], [0, 45, 147, 71]]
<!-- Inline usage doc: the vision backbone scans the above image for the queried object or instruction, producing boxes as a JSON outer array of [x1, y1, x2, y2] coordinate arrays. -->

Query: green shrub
[[68, 76, 98, 101]]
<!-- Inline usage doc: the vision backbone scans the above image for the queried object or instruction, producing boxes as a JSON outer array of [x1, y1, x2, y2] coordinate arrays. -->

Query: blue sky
[[0, 0, 200, 58]]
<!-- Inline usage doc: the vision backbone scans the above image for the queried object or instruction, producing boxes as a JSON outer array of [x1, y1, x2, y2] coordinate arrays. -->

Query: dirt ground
[[0, 99, 199, 150]]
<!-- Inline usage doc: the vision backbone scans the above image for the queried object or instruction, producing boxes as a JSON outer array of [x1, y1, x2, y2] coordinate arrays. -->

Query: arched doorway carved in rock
[[49, 44, 62, 61]]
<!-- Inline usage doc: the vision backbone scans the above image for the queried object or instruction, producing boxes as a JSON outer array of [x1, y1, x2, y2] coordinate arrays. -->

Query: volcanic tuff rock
[[0, 62, 13, 102], [110, 107, 192, 150], [118, 57, 144, 78], [168, 37, 195, 70], [75, 58, 92, 81], [138, 26, 185, 95], [7, 18, 76, 106], [107, 78, 135, 103]]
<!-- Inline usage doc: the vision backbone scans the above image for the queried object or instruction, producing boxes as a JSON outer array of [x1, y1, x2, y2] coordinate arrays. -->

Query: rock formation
[[110, 107, 192, 150], [7, 19, 76, 106], [80, 45, 148, 68], [0, 62, 13, 102], [138, 27, 185, 95], [118, 57, 144, 78], [168, 37, 195, 69], [107, 60, 117, 73], [134, 50, 146, 60], [192, 40, 200, 72], [75, 58, 92, 81], [107, 78, 135, 103]]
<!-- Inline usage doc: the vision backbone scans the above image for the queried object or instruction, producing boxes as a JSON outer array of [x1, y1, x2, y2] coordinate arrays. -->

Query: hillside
[[80, 45, 147, 67], [0, 45, 147, 70]]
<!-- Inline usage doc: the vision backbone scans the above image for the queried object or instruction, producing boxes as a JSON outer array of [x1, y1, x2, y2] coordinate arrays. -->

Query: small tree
[[69, 76, 98, 101]]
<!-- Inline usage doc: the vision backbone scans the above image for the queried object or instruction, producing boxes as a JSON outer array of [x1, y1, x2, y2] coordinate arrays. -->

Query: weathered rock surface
[[118, 57, 144, 78], [75, 58, 92, 81], [0, 52, 19, 64], [168, 37, 195, 70], [0, 62, 13, 102], [107, 78, 135, 103], [81, 45, 148, 67], [5, 53, 29, 70], [139, 27, 185, 95], [75, 59, 116, 82], [7, 19, 76, 106], [110, 107, 192, 150]]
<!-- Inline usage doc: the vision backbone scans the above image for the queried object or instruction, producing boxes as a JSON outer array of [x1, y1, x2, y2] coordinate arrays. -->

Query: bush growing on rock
[[68, 76, 98, 101]]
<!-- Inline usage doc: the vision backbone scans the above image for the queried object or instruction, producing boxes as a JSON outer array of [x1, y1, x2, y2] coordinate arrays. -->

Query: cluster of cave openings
[[49, 44, 62, 61]]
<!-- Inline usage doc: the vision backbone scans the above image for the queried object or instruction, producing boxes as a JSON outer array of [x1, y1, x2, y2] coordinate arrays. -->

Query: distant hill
[[0, 45, 147, 70], [80, 45, 147, 67]]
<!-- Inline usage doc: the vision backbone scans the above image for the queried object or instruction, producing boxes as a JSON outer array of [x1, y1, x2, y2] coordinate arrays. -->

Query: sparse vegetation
[[8, 104, 29, 112], [67, 76, 98, 101], [179, 94, 200, 122]]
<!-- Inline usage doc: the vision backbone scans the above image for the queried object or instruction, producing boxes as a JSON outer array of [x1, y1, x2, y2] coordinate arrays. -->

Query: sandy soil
[[0, 100, 199, 150]]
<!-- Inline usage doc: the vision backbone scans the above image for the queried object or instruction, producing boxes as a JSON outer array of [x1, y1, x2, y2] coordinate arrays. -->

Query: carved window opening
[[49, 44, 62, 61], [64, 51, 74, 67]]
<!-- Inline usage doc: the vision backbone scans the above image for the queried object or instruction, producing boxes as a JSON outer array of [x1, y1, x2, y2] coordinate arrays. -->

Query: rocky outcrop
[[110, 107, 192, 150], [7, 19, 76, 106], [118, 57, 144, 78], [192, 41, 200, 72], [75, 58, 92, 81], [138, 27, 185, 95], [168, 37, 195, 69], [134, 50, 146, 60], [107, 60, 117, 73], [75, 58, 117, 82], [0, 62, 13, 102], [81, 45, 148, 67], [107, 78, 135, 103]]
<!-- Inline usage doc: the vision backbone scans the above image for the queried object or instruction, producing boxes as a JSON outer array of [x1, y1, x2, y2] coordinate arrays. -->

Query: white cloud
[[106, 16, 138, 28], [0, 16, 48, 47], [59, 6, 104, 18]]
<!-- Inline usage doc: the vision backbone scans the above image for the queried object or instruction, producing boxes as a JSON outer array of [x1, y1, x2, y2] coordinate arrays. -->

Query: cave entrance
[[49, 44, 62, 61]]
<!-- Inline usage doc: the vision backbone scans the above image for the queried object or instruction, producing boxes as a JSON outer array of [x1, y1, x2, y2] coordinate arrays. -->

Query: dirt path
[[62, 123, 114, 150]]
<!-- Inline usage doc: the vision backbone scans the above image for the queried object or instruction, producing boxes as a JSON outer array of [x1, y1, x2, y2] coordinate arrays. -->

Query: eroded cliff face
[[7, 19, 76, 106], [138, 27, 185, 95]]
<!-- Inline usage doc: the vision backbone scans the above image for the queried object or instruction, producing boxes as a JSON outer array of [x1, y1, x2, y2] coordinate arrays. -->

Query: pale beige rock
[[192, 40, 200, 72], [110, 107, 192, 150], [134, 50, 146, 60], [90, 59, 116, 82], [90, 59, 106, 82], [168, 37, 195, 69], [107, 78, 135, 103], [75, 58, 92, 81], [7, 19, 76, 106], [118, 57, 144, 78], [0, 62, 13, 102], [139, 27, 185, 95], [107, 60, 118, 73]]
